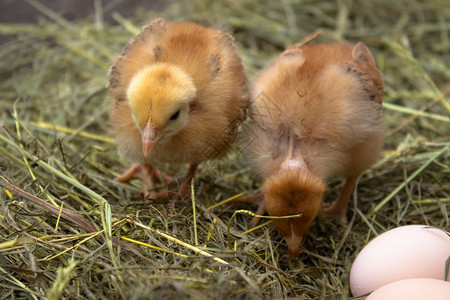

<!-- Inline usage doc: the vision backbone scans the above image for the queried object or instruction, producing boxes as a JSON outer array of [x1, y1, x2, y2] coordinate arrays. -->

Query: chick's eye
[[170, 109, 180, 121]]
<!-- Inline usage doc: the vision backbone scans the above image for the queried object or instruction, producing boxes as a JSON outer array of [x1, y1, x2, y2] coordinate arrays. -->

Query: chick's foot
[[322, 202, 348, 224], [115, 163, 175, 189], [145, 163, 199, 201], [232, 194, 265, 227]]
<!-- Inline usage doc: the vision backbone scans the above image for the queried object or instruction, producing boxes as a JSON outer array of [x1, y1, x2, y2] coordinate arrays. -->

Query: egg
[[350, 225, 450, 297], [366, 278, 450, 300]]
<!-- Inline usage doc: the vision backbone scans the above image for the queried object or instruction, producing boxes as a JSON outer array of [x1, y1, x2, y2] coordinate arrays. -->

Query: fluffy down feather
[[108, 18, 249, 198], [240, 36, 384, 256]]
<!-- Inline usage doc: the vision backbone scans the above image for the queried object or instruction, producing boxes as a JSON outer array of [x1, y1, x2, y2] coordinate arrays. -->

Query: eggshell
[[350, 225, 450, 297], [366, 278, 450, 300]]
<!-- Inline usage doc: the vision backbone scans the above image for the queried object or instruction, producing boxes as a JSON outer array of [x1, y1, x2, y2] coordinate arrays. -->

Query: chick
[[108, 18, 248, 198], [239, 35, 384, 257]]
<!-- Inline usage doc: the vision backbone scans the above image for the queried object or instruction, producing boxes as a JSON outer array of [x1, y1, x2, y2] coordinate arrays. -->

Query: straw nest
[[1, 0, 448, 299]]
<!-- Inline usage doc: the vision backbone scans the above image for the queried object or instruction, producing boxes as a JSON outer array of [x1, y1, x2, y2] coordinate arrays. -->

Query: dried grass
[[1, 0, 449, 298]]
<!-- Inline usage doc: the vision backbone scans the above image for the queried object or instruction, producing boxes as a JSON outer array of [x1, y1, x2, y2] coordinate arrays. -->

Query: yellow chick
[[238, 34, 384, 257], [108, 18, 249, 198]]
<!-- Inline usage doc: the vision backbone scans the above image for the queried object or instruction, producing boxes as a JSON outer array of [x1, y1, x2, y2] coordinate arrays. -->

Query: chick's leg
[[233, 194, 265, 227], [115, 163, 175, 189], [322, 176, 359, 223], [177, 163, 198, 197]]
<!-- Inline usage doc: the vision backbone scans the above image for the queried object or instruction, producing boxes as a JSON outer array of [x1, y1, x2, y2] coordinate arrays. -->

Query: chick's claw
[[144, 183, 191, 201], [145, 163, 199, 201], [115, 163, 175, 189], [322, 202, 348, 224], [146, 190, 179, 201]]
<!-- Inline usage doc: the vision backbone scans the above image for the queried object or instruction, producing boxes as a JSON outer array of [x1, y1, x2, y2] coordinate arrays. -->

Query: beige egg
[[350, 225, 450, 297], [366, 278, 450, 300]]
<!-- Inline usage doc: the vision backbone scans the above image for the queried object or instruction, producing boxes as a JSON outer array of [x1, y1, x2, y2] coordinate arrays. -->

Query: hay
[[0, 0, 449, 298]]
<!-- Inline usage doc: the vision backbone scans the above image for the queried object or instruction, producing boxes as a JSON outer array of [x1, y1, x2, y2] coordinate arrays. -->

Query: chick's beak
[[285, 234, 303, 257], [142, 121, 164, 157]]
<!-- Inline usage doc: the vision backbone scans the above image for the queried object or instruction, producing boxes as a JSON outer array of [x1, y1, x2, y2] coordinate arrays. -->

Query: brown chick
[[239, 35, 384, 257], [108, 18, 248, 199]]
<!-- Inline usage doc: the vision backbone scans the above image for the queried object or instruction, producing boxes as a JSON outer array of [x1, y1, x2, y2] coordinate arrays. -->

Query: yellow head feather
[[127, 63, 197, 130]]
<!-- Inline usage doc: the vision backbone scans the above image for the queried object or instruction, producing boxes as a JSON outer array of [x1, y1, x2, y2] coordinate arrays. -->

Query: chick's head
[[127, 63, 197, 156], [263, 168, 325, 257]]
